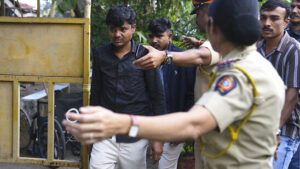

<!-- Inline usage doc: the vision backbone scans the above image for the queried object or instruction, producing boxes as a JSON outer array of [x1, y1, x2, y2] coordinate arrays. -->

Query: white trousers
[[90, 138, 149, 169], [158, 142, 184, 169]]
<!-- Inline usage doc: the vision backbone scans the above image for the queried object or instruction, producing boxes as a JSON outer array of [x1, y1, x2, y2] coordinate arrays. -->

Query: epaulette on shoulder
[[216, 58, 240, 71]]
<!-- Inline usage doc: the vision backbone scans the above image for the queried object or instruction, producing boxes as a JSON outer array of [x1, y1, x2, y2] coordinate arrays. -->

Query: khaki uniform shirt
[[194, 41, 222, 101], [194, 41, 221, 169], [196, 45, 285, 169]]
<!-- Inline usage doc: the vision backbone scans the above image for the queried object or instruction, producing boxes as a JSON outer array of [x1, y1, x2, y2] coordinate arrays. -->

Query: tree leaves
[[91, 0, 204, 47]]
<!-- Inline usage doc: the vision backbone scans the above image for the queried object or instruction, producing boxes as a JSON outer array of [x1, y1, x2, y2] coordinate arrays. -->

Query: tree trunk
[[124, 0, 128, 5]]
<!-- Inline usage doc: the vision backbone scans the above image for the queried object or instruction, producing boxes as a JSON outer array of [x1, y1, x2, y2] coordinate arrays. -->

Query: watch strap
[[130, 114, 138, 125]]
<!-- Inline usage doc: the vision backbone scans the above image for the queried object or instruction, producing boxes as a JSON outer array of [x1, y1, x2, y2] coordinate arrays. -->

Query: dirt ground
[[0, 155, 157, 169]]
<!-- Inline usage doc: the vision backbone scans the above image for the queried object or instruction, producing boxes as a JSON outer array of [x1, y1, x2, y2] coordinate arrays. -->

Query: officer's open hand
[[63, 106, 130, 145], [133, 45, 166, 69], [181, 36, 203, 49]]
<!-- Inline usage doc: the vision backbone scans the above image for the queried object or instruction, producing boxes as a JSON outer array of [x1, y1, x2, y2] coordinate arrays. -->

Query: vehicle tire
[[37, 119, 66, 160], [20, 109, 32, 152]]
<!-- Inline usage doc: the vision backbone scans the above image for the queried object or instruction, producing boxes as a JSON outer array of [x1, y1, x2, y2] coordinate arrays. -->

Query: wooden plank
[[0, 22, 84, 77], [0, 82, 13, 159], [12, 80, 20, 159]]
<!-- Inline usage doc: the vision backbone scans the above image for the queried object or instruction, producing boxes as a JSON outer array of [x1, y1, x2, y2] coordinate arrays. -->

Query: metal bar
[[37, 0, 40, 17], [0, 16, 88, 24], [12, 80, 20, 160], [47, 82, 54, 161], [0, 75, 83, 84], [81, 11, 91, 169], [0, 158, 81, 168], [1, 0, 5, 16]]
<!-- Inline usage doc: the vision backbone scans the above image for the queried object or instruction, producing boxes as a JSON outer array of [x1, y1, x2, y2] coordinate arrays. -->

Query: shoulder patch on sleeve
[[214, 76, 237, 96]]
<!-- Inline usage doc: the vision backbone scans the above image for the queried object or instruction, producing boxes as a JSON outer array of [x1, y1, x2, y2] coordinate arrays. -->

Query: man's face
[[108, 22, 136, 47], [260, 7, 289, 40], [195, 7, 208, 33], [148, 31, 172, 51], [291, 1, 300, 25]]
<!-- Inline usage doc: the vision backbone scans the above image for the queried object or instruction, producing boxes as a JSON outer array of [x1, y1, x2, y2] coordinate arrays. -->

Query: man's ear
[[168, 33, 173, 41], [207, 17, 215, 34], [131, 24, 136, 33], [284, 17, 290, 29]]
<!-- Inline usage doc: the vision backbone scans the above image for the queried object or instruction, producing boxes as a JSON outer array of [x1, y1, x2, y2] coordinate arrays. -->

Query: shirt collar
[[109, 39, 137, 53], [131, 39, 138, 54], [286, 26, 300, 36], [168, 43, 174, 51], [221, 44, 257, 61], [257, 31, 290, 54]]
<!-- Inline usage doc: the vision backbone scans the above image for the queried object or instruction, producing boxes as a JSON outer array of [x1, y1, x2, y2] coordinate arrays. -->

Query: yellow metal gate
[[0, 17, 90, 168]]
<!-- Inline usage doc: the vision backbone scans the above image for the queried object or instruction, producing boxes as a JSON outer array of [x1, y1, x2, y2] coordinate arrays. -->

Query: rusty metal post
[[37, 0, 40, 17], [81, 1, 91, 169], [1, 0, 5, 16]]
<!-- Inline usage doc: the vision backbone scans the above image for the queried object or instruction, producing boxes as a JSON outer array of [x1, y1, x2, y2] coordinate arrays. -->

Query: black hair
[[106, 5, 136, 26], [261, 0, 291, 19], [148, 17, 172, 34], [209, 0, 261, 46]]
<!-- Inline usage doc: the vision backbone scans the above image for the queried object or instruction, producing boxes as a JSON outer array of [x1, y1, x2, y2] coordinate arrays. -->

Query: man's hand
[[133, 45, 166, 69], [149, 141, 164, 164], [181, 36, 203, 49], [87, 144, 93, 155], [274, 135, 281, 161]]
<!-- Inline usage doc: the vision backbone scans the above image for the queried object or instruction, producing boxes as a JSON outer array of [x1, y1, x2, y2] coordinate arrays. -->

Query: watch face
[[129, 125, 139, 137], [165, 57, 172, 64]]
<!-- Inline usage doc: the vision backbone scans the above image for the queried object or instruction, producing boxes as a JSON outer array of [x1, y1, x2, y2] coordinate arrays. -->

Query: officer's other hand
[[181, 36, 203, 49], [149, 141, 163, 164], [133, 45, 166, 69]]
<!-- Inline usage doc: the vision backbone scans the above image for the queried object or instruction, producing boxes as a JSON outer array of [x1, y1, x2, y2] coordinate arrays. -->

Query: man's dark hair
[[106, 5, 136, 26], [148, 17, 172, 34], [261, 0, 291, 19]]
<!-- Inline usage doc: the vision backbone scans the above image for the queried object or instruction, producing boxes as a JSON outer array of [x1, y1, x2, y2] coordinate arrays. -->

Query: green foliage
[[91, 0, 204, 48], [181, 141, 194, 156], [54, 0, 77, 14]]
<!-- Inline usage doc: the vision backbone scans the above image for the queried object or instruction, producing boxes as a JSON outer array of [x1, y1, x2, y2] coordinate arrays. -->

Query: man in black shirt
[[90, 5, 166, 169]]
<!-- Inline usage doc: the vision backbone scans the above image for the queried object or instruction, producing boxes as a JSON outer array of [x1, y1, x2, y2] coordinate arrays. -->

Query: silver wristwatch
[[164, 50, 173, 65]]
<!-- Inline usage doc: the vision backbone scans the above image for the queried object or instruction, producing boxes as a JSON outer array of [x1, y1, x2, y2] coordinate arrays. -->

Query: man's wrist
[[276, 129, 281, 136], [120, 114, 131, 135]]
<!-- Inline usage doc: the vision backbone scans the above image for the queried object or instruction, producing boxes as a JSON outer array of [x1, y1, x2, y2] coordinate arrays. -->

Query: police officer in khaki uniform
[[64, 0, 286, 168]]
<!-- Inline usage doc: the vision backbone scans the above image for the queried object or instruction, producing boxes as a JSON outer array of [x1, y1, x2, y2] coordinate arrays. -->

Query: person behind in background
[[89, 5, 166, 169], [64, 0, 286, 168], [257, 1, 300, 169], [147, 17, 196, 169], [287, 1, 300, 168]]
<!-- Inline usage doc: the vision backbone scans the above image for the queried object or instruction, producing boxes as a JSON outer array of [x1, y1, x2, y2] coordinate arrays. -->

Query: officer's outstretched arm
[[63, 105, 217, 144]]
